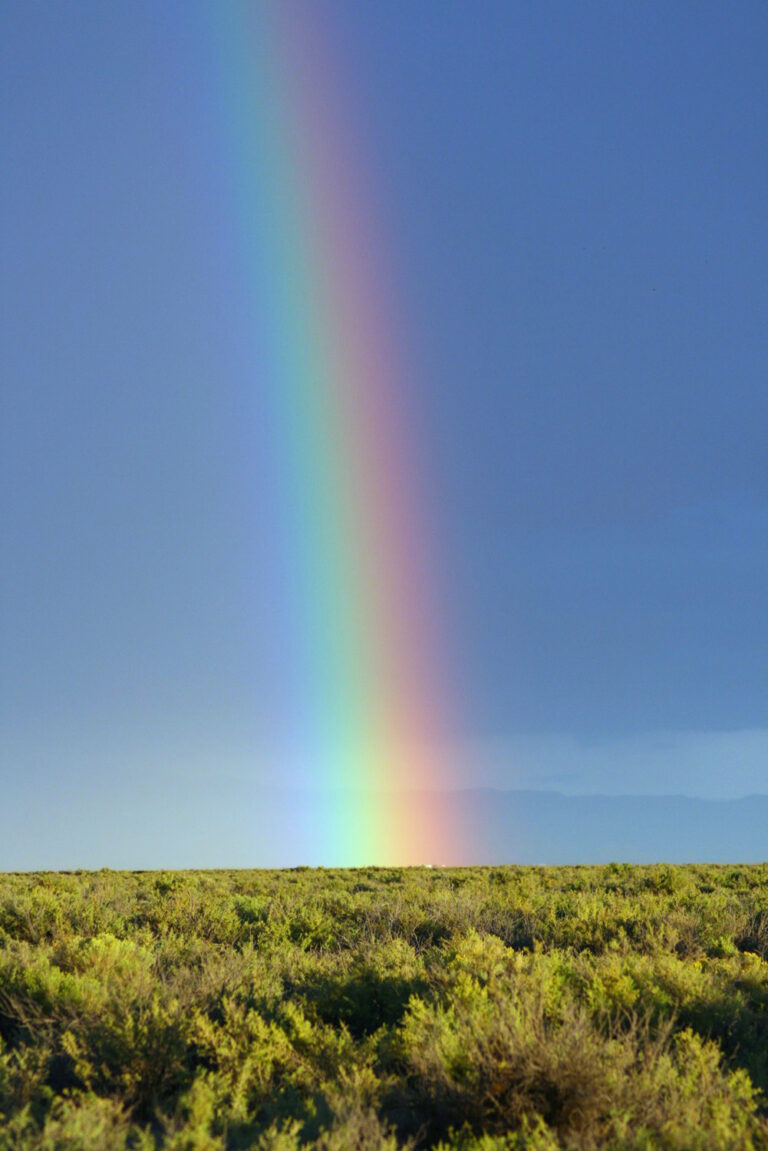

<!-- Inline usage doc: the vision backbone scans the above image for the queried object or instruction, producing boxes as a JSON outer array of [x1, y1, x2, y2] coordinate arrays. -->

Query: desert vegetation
[[2, 864, 768, 1148]]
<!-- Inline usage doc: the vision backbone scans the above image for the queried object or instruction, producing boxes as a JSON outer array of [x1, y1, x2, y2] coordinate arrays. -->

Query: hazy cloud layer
[[465, 729, 768, 798]]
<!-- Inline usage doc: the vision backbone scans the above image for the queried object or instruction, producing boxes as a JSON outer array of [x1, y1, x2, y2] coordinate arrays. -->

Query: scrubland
[[2, 864, 768, 1148]]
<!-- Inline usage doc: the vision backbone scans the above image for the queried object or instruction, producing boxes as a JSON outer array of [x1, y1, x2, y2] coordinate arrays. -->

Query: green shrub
[[2, 866, 768, 1147]]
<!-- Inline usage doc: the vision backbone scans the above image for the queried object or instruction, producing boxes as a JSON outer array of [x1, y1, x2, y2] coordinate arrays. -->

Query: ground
[[2, 864, 768, 1148]]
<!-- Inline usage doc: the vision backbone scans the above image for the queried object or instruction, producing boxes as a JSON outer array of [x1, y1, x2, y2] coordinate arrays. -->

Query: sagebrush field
[[3, 865, 768, 1148]]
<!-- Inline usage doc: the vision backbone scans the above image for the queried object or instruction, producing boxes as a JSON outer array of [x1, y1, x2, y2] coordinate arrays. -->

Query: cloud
[[4, 711, 768, 804], [461, 728, 768, 799]]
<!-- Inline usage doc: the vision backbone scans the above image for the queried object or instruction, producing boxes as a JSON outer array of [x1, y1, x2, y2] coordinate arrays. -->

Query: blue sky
[[2, 1, 767, 866]]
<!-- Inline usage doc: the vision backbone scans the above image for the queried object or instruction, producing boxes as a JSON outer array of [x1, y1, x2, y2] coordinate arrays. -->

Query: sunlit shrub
[[2, 866, 768, 1147]]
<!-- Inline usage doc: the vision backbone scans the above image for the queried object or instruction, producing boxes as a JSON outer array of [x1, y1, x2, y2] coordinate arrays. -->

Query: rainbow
[[209, 2, 461, 866]]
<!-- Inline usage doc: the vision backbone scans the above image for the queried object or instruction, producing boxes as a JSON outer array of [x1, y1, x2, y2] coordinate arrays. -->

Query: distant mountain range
[[446, 789, 768, 865], [220, 786, 768, 866], [243, 787, 768, 866], [4, 775, 768, 868]]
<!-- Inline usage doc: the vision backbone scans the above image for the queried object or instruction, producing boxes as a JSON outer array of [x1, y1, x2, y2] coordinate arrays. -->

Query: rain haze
[[2, 1, 767, 867]]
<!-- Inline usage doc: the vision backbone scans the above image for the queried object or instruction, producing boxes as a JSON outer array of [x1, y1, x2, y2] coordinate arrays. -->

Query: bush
[[1, 866, 768, 1147]]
